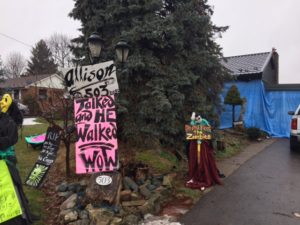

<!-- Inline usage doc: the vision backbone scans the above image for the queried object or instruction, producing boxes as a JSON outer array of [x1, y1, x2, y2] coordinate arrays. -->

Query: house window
[[39, 89, 47, 100], [13, 90, 20, 100]]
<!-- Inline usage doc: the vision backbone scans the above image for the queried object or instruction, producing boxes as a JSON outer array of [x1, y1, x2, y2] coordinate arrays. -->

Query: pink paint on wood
[[31, 134, 46, 143], [74, 96, 118, 174]]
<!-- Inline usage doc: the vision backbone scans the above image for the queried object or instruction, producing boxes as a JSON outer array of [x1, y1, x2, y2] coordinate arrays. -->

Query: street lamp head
[[115, 40, 130, 63], [87, 32, 104, 63]]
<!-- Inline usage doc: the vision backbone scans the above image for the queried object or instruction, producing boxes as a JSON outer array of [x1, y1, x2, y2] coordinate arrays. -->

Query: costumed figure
[[0, 94, 32, 225], [185, 112, 222, 190]]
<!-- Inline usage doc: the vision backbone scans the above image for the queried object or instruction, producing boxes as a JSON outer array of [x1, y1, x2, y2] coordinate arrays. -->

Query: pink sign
[[74, 96, 118, 174]]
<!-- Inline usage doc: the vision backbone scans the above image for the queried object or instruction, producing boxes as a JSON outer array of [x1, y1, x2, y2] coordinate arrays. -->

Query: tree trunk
[[65, 140, 70, 177]]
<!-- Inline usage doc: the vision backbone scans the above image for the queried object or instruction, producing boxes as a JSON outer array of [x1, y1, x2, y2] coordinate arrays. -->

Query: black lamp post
[[87, 32, 104, 64], [115, 40, 130, 64], [87, 32, 130, 64]]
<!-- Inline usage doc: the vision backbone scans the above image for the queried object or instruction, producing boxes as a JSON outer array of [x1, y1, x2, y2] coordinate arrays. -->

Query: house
[[0, 74, 65, 114], [220, 49, 300, 137], [221, 48, 300, 90]]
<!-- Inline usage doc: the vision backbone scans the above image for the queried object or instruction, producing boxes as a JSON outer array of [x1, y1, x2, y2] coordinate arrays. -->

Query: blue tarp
[[220, 80, 300, 137]]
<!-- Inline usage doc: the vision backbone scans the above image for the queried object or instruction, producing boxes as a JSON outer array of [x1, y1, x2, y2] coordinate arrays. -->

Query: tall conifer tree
[[27, 40, 57, 75], [69, 0, 229, 147]]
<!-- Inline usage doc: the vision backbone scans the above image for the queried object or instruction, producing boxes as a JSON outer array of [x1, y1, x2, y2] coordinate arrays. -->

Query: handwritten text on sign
[[0, 160, 22, 223], [185, 125, 212, 140], [37, 127, 61, 166], [62, 60, 119, 98], [74, 96, 118, 174]]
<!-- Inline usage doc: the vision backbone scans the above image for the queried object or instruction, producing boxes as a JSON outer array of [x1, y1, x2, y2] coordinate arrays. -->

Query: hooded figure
[[186, 112, 222, 190], [0, 93, 23, 126], [0, 93, 32, 225]]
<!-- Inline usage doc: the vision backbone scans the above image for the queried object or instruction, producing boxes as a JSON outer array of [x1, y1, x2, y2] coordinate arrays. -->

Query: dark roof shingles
[[0, 74, 51, 89], [221, 52, 271, 75]]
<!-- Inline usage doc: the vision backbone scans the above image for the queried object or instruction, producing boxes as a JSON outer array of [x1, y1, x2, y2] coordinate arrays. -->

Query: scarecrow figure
[[186, 112, 222, 190], [0, 93, 32, 225]]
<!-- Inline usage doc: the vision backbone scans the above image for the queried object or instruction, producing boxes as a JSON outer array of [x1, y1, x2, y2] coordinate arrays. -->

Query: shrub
[[246, 127, 261, 140]]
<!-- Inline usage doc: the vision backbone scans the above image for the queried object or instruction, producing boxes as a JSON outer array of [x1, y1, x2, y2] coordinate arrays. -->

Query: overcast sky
[[0, 0, 299, 83]]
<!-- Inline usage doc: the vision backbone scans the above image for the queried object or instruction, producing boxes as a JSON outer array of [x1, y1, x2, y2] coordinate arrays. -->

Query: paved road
[[180, 139, 300, 225]]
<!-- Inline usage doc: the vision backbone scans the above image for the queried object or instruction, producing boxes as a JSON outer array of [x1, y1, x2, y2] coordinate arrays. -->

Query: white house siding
[[28, 74, 65, 89]]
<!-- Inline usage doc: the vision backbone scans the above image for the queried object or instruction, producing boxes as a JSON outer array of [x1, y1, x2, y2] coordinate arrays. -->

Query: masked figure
[[186, 112, 222, 190], [0, 93, 32, 225]]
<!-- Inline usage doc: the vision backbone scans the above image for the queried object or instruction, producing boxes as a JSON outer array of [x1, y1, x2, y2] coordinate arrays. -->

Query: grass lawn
[[15, 122, 49, 225]]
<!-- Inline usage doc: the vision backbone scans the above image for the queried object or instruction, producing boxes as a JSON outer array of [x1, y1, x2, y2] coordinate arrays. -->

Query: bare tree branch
[[46, 33, 74, 68], [4, 52, 26, 78]]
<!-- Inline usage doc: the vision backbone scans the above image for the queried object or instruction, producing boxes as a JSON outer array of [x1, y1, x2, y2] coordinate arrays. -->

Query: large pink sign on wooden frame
[[74, 96, 118, 174]]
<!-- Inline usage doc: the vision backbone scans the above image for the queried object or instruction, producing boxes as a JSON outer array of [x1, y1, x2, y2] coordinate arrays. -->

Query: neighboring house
[[0, 74, 65, 114], [221, 48, 300, 90], [220, 49, 300, 137]]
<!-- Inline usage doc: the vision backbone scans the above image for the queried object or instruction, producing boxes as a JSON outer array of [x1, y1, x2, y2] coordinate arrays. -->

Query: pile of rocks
[[57, 164, 180, 225]]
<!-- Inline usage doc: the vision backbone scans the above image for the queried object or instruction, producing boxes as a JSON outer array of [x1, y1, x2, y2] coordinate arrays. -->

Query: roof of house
[[221, 52, 272, 76], [0, 74, 54, 89]]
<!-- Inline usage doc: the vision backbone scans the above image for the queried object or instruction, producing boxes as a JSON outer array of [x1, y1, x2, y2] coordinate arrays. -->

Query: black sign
[[37, 127, 61, 166], [25, 127, 61, 188]]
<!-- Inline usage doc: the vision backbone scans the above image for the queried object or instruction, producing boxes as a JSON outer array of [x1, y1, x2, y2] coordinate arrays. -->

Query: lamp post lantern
[[87, 32, 104, 64], [87, 32, 130, 64], [115, 40, 130, 64]]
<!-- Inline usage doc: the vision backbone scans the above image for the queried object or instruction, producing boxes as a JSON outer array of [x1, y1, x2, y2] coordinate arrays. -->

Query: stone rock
[[120, 190, 132, 201], [123, 176, 139, 192], [137, 201, 153, 215], [146, 184, 157, 191], [58, 191, 73, 198], [147, 193, 161, 214], [122, 199, 146, 207], [57, 181, 68, 192], [67, 219, 90, 225], [140, 214, 181, 225], [61, 209, 78, 223], [78, 210, 89, 220], [130, 192, 142, 201], [87, 207, 114, 225], [60, 193, 78, 211], [122, 214, 139, 225], [67, 183, 77, 192], [59, 208, 72, 221], [162, 173, 177, 187], [110, 217, 122, 225], [139, 185, 151, 200], [85, 172, 122, 205], [79, 179, 89, 187]]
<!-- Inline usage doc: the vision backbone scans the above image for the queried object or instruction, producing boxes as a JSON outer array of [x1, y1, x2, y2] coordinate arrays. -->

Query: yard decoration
[[25, 133, 46, 149], [74, 96, 118, 174], [185, 112, 222, 190], [0, 160, 23, 223], [62, 61, 118, 98], [0, 93, 32, 224], [25, 126, 61, 188]]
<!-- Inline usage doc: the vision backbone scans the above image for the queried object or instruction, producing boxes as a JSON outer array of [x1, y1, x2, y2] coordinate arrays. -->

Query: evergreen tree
[[27, 40, 57, 75], [224, 85, 243, 128], [69, 0, 229, 147]]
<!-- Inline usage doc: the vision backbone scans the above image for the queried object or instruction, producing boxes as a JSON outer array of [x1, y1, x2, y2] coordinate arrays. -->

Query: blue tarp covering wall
[[220, 80, 300, 137]]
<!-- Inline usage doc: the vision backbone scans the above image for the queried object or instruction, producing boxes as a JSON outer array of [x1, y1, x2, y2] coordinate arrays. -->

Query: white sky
[[0, 0, 299, 83], [209, 0, 300, 84]]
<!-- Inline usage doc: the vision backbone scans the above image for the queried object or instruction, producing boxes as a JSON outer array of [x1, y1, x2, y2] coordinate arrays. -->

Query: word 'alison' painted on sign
[[62, 60, 119, 97], [74, 96, 118, 174]]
